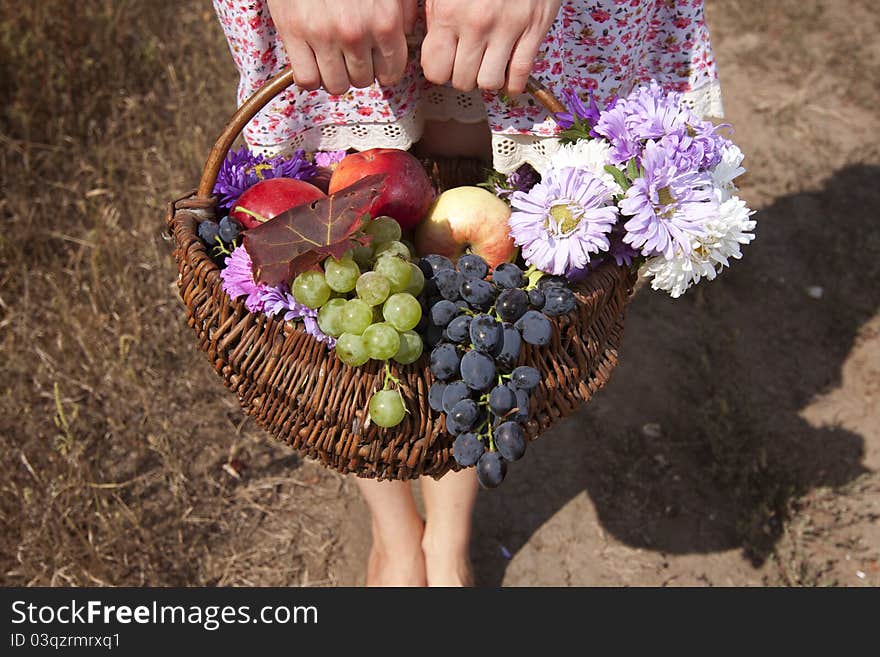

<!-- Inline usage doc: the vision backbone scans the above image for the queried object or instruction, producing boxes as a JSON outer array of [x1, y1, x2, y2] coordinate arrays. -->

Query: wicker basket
[[165, 68, 636, 481]]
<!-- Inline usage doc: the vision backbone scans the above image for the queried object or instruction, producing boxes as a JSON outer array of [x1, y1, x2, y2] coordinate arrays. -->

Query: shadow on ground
[[472, 164, 879, 586]]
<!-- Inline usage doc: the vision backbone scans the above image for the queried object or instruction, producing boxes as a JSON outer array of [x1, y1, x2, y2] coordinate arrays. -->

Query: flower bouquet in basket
[[194, 79, 754, 488]]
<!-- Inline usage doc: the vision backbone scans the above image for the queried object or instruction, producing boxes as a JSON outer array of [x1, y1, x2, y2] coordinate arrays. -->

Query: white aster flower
[[711, 143, 746, 202], [543, 139, 622, 195], [640, 194, 756, 297]]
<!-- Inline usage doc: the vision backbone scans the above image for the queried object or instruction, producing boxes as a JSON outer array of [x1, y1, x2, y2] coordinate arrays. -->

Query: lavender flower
[[213, 146, 317, 211], [624, 80, 692, 141], [494, 164, 541, 199], [619, 140, 717, 259], [259, 285, 335, 348], [509, 167, 619, 277], [219, 245, 267, 313], [688, 119, 730, 170], [593, 100, 640, 165], [313, 150, 348, 168], [555, 88, 602, 129], [594, 80, 719, 167], [608, 223, 641, 267]]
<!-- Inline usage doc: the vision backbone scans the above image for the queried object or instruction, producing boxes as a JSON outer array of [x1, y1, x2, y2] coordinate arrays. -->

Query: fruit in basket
[[323, 255, 360, 293], [453, 433, 485, 467], [341, 298, 373, 335], [197, 219, 221, 246], [477, 451, 507, 488], [369, 389, 407, 428], [317, 298, 347, 337], [393, 330, 424, 365], [364, 215, 402, 243], [404, 263, 425, 296], [374, 240, 411, 261], [542, 286, 577, 317], [416, 258, 582, 487], [218, 216, 242, 242], [231, 178, 326, 229], [356, 271, 391, 306], [293, 270, 332, 309], [335, 333, 369, 367], [362, 322, 401, 360], [494, 422, 526, 462], [328, 148, 435, 230], [374, 255, 412, 293], [414, 186, 516, 269], [382, 293, 422, 332]]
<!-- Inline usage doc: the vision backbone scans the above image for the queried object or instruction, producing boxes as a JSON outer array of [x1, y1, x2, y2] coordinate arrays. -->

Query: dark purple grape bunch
[[419, 254, 577, 489], [198, 216, 242, 257]]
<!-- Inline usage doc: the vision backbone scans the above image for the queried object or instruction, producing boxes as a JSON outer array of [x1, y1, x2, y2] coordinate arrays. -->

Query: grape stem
[[524, 264, 544, 290], [212, 236, 232, 257], [379, 364, 409, 417], [382, 362, 401, 389]]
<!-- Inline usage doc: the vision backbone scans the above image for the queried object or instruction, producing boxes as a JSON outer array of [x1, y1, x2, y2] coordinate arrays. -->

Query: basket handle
[[197, 69, 566, 198]]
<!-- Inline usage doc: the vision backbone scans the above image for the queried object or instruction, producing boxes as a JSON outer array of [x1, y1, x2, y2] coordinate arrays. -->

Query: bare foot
[[365, 533, 427, 587], [421, 539, 474, 587]]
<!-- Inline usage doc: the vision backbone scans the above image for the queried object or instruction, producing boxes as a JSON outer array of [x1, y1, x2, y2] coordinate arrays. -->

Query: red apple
[[414, 186, 516, 268], [230, 178, 326, 229], [328, 148, 434, 230]]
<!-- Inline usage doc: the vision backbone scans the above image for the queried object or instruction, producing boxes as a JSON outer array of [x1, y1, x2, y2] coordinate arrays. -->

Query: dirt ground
[[1, 0, 878, 587]]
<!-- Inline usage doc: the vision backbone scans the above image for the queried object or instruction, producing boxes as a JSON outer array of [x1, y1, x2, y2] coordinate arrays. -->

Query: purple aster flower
[[301, 315, 335, 348], [555, 88, 602, 129], [624, 80, 692, 141], [314, 150, 348, 168], [593, 99, 640, 165], [595, 80, 714, 167], [494, 164, 541, 199], [213, 146, 318, 211], [608, 224, 641, 267], [689, 119, 731, 170], [220, 245, 267, 313], [509, 167, 619, 277], [619, 140, 717, 259], [658, 120, 731, 172], [259, 285, 335, 348]]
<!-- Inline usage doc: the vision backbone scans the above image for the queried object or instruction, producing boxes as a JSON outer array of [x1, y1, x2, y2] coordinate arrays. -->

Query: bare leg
[[420, 468, 479, 586], [354, 477, 427, 586]]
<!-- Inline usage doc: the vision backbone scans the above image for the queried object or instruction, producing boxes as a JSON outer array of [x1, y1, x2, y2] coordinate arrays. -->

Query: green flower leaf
[[604, 165, 631, 192]]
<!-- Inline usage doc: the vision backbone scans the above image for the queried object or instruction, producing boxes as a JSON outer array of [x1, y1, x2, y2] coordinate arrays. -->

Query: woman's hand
[[421, 0, 562, 95], [266, 0, 417, 95]]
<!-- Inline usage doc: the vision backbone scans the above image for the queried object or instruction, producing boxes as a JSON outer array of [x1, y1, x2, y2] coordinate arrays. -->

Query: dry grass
[[0, 0, 352, 586]]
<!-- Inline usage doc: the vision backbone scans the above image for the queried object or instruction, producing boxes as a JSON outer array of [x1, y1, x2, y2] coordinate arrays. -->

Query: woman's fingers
[[506, 28, 544, 95], [286, 40, 322, 91], [266, 0, 412, 94], [314, 47, 351, 95], [451, 36, 486, 91], [421, 0, 562, 93], [421, 27, 457, 86], [373, 22, 409, 85], [343, 45, 376, 89], [477, 35, 518, 91]]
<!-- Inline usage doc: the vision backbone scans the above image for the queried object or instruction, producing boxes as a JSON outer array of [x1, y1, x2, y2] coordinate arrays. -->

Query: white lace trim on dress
[[253, 80, 724, 175]]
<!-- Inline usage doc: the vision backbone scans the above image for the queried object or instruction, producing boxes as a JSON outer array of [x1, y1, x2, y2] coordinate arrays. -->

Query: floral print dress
[[213, 0, 724, 172]]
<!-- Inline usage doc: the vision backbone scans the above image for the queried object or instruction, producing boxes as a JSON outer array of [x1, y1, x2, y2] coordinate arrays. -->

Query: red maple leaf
[[243, 174, 385, 286]]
